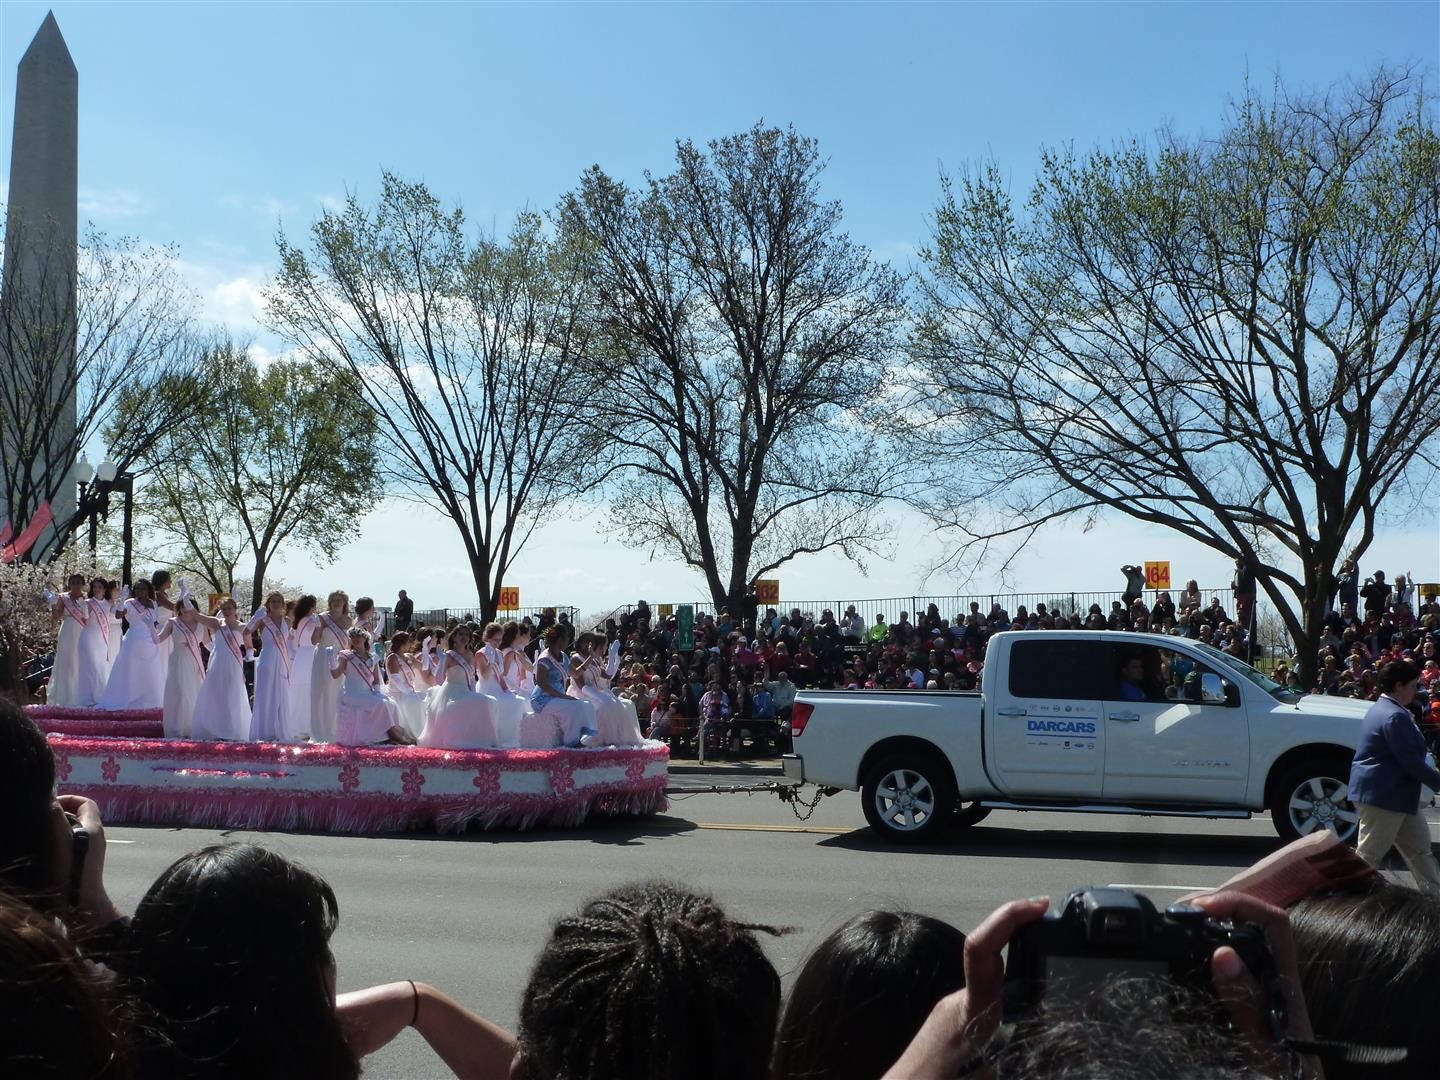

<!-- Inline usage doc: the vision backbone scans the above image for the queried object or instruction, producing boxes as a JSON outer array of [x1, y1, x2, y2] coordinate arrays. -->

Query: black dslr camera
[[1002, 888, 1287, 1039]]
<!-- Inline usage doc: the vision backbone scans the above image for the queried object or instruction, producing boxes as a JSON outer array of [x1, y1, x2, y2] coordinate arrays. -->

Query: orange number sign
[[1144, 562, 1171, 590], [754, 579, 781, 604], [498, 586, 521, 610]]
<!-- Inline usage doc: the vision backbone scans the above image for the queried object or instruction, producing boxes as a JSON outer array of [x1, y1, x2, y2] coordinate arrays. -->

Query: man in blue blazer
[[1349, 659, 1440, 893]]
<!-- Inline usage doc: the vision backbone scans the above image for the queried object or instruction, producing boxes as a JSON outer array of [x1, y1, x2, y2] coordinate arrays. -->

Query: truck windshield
[[1189, 641, 1295, 698]]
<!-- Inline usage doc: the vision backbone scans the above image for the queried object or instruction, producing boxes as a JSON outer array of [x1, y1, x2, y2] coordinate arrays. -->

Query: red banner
[[1, 502, 53, 562]]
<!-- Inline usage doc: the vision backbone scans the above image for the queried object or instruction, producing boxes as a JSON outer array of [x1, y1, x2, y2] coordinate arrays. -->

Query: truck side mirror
[[1200, 673, 1228, 705]]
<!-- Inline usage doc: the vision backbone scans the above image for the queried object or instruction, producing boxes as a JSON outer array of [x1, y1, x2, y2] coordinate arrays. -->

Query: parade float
[[30, 706, 670, 834]]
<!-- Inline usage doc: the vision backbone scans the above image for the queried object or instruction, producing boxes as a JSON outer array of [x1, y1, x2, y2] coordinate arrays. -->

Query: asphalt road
[[99, 779, 1439, 1079]]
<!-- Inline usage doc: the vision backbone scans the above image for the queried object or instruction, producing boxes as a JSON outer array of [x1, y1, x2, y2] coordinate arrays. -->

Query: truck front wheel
[[1269, 758, 1360, 844], [862, 754, 959, 843]]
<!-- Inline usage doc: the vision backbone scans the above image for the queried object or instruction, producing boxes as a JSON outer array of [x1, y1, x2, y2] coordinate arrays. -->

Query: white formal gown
[[288, 614, 320, 740], [384, 655, 428, 738], [98, 600, 166, 710], [85, 597, 118, 687], [248, 613, 293, 742], [479, 643, 526, 748], [162, 619, 209, 739], [191, 625, 252, 740], [336, 652, 402, 745], [52, 595, 109, 707], [419, 652, 500, 749], [310, 614, 348, 744]]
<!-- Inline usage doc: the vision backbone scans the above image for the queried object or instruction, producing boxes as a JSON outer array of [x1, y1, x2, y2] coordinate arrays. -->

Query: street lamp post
[[74, 455, 136, 583]]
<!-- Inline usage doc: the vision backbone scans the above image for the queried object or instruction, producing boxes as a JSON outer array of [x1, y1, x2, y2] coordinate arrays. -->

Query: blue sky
[[3, 1, 1437, 612]]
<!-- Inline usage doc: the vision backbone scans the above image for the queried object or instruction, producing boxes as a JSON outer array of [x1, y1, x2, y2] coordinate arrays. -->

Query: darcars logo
[[1026, 719, 1096, 735]]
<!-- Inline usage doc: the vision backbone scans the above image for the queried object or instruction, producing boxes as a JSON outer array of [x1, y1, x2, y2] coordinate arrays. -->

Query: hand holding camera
[[886, 888, 1320, 1080], [55, 794, 123, 933]]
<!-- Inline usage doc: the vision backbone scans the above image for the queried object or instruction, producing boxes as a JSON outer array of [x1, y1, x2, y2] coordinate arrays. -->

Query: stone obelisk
[[1, 11, 78, 559]]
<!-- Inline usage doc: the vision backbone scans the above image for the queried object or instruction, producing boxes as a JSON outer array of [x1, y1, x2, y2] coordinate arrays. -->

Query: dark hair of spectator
[[516, 880, 782, 1080], [1378, 659, 1419, 692], [772, 909, 967, 1080], [993, 977, 1255, 1077], [292, 594, 317, 624], [124, 844, 357, 1080], [0, 887, 131, 1078], [0, 700, 58, 904], [1290, 882, 1440, 1079]]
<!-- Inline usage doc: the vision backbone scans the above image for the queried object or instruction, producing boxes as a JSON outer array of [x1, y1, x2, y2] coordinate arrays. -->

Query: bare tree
[[267, 177, 599, 619], [0, 222, 207, 559], [560, 124, 910, 611], [911, 69, 1440, 685]]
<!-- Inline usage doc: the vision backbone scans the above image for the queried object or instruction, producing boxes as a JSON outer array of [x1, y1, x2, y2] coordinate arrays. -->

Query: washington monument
[[1, 11, 78, 558]]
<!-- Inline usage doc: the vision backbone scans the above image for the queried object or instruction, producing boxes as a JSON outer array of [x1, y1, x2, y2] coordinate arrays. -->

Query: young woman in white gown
[[190, 599, 252, 740], [98, 580, 167, 710], [48, 574, 98, 707], [524, 626, 597, 748], [383, 630, 430, 738], [309, 591, 352, 744], [418, 625, 500, 749], [104, 581, 124, 670], [288, 594, 320, 741], [149, 570, 179, 672], [500, 621, 536, 705], [354, 596, 382, 646], [156, 600, 210, 739], [572, 633, 644, 746], [84, 577, 118, 689], [476, 622, 526, 748], [246, 592, 294, 743], [333, 628, 414, 746]]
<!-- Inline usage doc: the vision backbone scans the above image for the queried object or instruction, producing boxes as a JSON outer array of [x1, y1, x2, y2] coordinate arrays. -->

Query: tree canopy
[[911, 69, 1440, 680], [561, 124, 910, 610], [268, 176, 600, 618]]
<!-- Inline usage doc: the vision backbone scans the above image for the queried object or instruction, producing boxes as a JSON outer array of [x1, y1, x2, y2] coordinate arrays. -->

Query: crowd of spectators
[[1308, 567, 1440, 704], [4, 694, 1438, 1079]]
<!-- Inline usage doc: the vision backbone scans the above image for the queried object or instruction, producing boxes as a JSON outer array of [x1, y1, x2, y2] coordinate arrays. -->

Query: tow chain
[[775, 783, 831, 821], [663, 780, 833, 821]]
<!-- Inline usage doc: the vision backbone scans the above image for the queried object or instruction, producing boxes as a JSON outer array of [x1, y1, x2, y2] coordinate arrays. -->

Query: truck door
[[987, 638, 1107, 798], [1100, 644, 1249, 804]]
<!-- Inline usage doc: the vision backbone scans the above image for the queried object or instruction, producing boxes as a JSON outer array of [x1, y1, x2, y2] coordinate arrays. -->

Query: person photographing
[[1348, 658, 1440, 894]]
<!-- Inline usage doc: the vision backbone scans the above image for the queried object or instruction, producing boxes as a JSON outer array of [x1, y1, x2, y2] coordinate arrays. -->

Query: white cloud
[[215, 193, 298, 220], [78, 186, 151, 221]]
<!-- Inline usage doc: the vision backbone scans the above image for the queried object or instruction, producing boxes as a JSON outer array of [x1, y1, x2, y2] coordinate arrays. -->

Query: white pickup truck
[[783, 630, 1370, 844]]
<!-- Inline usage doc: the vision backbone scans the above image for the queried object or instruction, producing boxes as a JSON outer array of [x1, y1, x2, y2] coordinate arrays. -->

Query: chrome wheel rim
[[1288, 775, 1359, 840], [875, 768, 936, 832]]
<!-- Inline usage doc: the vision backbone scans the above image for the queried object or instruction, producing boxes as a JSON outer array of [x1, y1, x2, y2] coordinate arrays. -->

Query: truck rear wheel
[[862, 753, 959, 843], [1270, 758, 1359, 844]]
